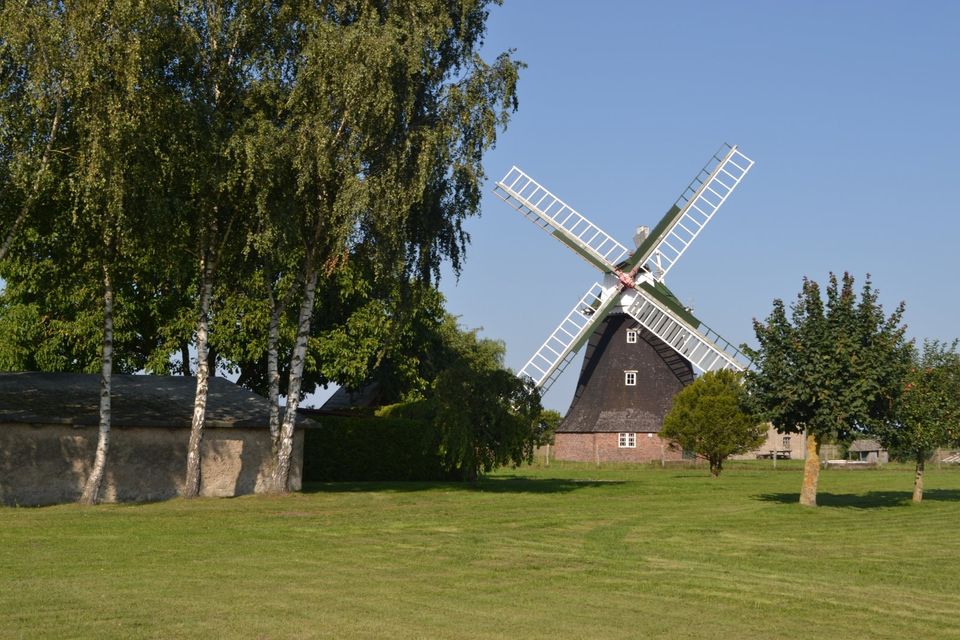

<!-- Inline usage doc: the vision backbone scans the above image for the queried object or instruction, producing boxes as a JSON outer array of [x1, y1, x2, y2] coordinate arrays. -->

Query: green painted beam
[[637, 280, 701, 328], [550, 229, 615, 273]]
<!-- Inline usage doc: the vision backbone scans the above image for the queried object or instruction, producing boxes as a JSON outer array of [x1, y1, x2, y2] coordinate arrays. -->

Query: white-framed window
[[624, 370, 637, 386], [782, 436, 791, 449], [626, 329, 638, 344], [619, 432, 636, 448]]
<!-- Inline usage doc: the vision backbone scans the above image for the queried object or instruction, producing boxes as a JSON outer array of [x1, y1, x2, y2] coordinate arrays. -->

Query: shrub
[[301, 415, 451, 482]]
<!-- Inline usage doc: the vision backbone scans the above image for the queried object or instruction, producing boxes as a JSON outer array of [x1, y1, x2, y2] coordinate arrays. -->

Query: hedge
[[301, 415, 452, 482]]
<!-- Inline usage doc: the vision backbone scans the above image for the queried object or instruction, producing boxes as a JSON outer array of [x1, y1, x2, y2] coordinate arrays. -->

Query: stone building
[[0, 372, 305, 506]]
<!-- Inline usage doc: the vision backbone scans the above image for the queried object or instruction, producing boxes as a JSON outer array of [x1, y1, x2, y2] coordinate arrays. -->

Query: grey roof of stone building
[[0, 372, 303, 429]]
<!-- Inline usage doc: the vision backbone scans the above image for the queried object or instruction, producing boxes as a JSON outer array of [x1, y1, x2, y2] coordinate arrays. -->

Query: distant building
[[0, 373, 306, 506], [732, 424, 807, 460], [847, 439, 888, 464]]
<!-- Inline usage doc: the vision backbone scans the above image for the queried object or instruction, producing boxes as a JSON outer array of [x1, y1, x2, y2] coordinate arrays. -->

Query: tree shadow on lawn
[[302, 476, 623, 495], [755, 489, 960, 509]]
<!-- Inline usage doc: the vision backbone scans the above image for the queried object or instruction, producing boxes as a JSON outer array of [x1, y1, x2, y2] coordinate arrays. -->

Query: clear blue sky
[[427, 0, 960, 413]]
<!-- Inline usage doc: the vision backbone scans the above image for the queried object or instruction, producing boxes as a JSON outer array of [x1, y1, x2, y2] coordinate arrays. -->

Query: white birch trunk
[[184, 254, 214, 497], [267, 291, 282, 448], [80, 265, 114, 505], [272, 261, 319, 492]]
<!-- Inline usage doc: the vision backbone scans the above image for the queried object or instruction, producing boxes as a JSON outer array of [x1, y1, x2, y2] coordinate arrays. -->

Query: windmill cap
[[633, 226, 649, 248]]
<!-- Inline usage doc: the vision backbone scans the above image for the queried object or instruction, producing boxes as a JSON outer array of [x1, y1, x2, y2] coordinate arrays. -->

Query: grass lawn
[[2, 461, 959, 639]]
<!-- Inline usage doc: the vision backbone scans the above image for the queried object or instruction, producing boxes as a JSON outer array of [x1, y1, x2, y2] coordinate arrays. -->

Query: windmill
[[493, 144, 754, 462]]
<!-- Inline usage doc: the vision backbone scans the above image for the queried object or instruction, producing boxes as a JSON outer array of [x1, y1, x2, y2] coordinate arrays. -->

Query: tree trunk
[[180, 342, 192, 375], [799, 432, 820, 506], [80, 266, 114, 505], [266, 292, 282, 449], [710, 458, 721, 477], [272, 261, 319, 492], [912, 458, 924, 503], [184, 255, 214, 497]]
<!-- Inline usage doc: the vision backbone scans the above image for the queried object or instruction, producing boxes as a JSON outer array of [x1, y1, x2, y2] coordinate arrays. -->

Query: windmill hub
[[614, 268, 637, 290]]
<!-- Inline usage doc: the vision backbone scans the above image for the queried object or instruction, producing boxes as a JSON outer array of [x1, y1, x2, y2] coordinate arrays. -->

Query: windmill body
[[494, 144, 754, 463]]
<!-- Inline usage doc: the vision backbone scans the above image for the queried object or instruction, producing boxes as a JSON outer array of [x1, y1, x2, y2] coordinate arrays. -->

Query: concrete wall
[[0, 423, 303, 506], [554, 432, 686, 464]]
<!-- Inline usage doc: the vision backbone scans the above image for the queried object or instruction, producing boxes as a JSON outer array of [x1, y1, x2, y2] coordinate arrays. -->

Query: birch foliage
[[231, 0, 521, 491]]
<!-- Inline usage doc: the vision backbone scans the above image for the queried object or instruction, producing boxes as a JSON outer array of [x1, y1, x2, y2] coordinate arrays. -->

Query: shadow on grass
[[302, 475, 623, 495], [755, 489, 960, 508]]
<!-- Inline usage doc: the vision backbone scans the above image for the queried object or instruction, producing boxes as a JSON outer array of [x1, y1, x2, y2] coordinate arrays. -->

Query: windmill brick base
[[554, 313, 693, 464]]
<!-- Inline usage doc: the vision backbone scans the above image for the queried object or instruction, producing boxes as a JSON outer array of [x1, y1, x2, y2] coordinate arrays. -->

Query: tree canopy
[[875, 340, 960, 502], [744, 272, 910, 506], [661, 369, 764, 477], [0, 0, 523, 500], [430, 319, 541, 481]]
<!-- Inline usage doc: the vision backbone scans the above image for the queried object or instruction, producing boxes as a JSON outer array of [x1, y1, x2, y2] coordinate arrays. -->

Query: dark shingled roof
[[0, 372, 292, 429], [319, 382, 381, 413], [559, 313, 693, 434]]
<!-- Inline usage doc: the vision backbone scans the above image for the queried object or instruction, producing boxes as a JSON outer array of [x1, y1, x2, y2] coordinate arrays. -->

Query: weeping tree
[[227, 0, 522, 492], [431, 318, 541, 481], [2, 0, 521, 498], [744, 273, 910, 507]]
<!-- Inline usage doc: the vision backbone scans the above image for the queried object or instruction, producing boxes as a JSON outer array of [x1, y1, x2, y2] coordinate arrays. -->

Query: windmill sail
[[625, 282, 751, 373], [494, 166, 628, 273], [519, 283, 621, 392], [628, 144, 753, 279]]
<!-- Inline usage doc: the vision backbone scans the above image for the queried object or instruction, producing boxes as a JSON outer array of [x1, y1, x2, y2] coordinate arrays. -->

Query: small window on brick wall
[[626, 329, 638, 344], [619, 433, 636, 448], [624, 371, 637, 386], [782, 436, 791, 449]]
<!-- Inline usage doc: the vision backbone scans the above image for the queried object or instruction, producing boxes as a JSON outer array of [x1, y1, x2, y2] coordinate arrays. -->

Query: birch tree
[[230, 0, 521, 491], [744, 273, 910, 506], [71, 2, 182, 504], [0, 1, 184, 503], [175, 2, 273, 496]]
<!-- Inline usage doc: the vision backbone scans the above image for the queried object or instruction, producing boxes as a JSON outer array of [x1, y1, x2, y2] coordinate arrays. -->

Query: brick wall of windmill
[[554, 432, 686, 464]]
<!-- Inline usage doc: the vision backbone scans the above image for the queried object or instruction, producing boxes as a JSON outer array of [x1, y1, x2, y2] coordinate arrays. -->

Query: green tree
[[173, 1, 274, 497], [661, 370, 764, 477], [229, 0, 521, 491], [536, 409, 563, 447], [744, 273, 910, 506], [431, 320, 541, 481], [0, 1, 185, 503], [875, 340, 960, 503], [0, 0, 68, 261]]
